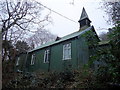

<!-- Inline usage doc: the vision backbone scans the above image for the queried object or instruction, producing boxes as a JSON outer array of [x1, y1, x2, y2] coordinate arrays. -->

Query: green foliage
[[109, 26, 120, 59], [82, 30, 99, 48], [92, 22, 120, 84], [105, 22, 120, 83], [4, 69, 108, 88], [2, 40, 14, 61], [81, 22, 120, 85], [2, 40, 13, 50], [15, 40, 30, 54], [82, 30, 100, 69]]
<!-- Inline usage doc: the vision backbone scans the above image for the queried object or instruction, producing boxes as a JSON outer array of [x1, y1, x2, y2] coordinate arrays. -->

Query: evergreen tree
[[15, 40, 30, 54]]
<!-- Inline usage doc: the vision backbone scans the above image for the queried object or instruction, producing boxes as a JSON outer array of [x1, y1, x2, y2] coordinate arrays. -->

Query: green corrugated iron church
[[15, 8, 101, 72]]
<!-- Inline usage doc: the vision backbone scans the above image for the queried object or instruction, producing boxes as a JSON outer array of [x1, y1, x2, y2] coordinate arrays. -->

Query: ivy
[[82, 22, 120, 84]]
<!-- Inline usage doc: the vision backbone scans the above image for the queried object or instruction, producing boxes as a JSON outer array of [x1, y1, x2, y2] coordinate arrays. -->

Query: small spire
[[78, 7, 91, 30], [79, 7, 89, 22]]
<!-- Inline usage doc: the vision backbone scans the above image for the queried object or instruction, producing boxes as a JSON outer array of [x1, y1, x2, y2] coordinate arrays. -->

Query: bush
[[4, 67, 115, 88]]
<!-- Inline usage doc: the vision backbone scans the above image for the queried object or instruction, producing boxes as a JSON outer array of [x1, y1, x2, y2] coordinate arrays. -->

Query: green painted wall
[[26, 38, 78, 72], [26, 35, 90, 72], [26, 49, 49, 72], [15, 53, 26, 72], [49, 38, 78, 72], [77, 36, 89, 68], [15, 28, 99, 72]]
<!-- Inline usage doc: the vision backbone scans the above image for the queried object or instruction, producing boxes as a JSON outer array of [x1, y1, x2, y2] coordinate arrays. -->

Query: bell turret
[[78, 7, 91, 30]]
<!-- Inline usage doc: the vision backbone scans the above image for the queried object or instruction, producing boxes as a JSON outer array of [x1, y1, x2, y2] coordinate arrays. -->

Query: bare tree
[[0, 0, 51, 42], [102, 2, 120, 25], [0, 0, 52, 61], [26, 28, 57, 49], [15, 40, 30, 54]]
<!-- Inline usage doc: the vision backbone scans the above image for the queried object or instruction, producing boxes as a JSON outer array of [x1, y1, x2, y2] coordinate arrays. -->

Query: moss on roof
[[29, 26, 93, 52], [98, 41, 110, 45]]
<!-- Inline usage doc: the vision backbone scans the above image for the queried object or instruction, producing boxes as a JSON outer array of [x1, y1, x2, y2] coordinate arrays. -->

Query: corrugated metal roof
[[29, 26, 93, 52], [98, 41, 110, 45]]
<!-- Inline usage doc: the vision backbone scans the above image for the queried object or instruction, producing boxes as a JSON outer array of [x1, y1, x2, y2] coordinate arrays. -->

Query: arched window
[[44, 50, 50, 63], [63, 43, 71, 60], [30, 54, 35, 65], [16, 57, 20, 66]]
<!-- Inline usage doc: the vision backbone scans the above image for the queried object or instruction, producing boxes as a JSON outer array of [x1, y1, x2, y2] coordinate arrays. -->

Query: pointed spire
[[79, 7, 89, 21], [78, 7, 91, 30]]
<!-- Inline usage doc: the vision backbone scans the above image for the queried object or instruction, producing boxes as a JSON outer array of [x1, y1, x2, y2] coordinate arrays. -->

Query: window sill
[[30, 64, 34, 65], [62, 58, 71, 60], [43, 61, 49, 63]]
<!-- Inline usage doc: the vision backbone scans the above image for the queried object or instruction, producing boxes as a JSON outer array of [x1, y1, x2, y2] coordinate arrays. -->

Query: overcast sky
[[37, 0, 113, 37]]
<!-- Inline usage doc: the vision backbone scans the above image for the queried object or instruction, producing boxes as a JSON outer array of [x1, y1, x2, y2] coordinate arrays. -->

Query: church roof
[[79, 7, 90, 21], [28, 26, 93, 53], [98, 41, 110, 45]]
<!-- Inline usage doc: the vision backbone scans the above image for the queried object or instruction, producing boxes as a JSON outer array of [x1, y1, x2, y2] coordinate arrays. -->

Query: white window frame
[[16, 57, 20, 66], [44, 50, 50, 63], [63, 43, 71, 60], [30, 54, 35, 65]]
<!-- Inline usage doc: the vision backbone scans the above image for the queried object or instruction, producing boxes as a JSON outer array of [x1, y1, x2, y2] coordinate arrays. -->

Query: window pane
[[46, 50, 49, 62], [68, 48, 71, 58], [32, 55, 35, 64], [63, 45, 65, 59], [31, 54, 35, 65], [44, 50, 50, 63], [44, 51, 47, 63], [63, 43, 71, 60], [66, 49, 68, 59], [16, 57, 20, 66]]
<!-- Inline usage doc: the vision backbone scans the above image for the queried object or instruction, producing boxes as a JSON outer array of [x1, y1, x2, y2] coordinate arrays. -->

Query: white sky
[[37, 0, 113, 37]]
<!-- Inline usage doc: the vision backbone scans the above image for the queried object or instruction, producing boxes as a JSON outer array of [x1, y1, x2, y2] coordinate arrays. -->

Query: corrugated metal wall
[[77, 36, 89, 68], [15, 53, 26, 72]]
